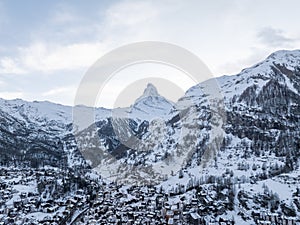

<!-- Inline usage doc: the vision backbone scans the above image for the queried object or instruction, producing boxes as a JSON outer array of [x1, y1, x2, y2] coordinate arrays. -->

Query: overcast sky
[[0, 0, 300, 107]]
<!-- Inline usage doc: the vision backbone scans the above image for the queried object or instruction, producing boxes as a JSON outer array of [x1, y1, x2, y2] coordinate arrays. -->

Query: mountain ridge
[[0, 49, 299, 182]]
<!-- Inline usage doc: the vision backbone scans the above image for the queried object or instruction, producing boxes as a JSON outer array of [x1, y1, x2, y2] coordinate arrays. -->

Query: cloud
[[105, 0, 159, 27], [216, 47, 273, 75], [41, 85, 77, 105], [0, 57, 26, 74], [0, 41, 105, 74], [21, 42, 105, 72], [0, 0, 167, 75], [0, 91, 23, 100], [257, 27, 294, 47], [42, 86, 76, 97], [1, 0, 299, 106]]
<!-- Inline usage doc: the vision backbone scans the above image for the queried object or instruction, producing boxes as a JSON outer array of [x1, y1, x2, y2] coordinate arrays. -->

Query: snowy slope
[[0, 98, 112, 133], [79, 49, 300, 187], [218, 49, 300, 101], [0, 98, 72, 128], [0, 49, 300, 187]]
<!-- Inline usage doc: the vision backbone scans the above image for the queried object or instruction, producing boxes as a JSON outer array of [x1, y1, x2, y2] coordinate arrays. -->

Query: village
[[0, 167, 299, 224], [0, 166, 100, 224]]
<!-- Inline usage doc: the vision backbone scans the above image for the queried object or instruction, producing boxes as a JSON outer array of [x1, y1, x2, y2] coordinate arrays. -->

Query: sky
[[0, 0, 300, 108]]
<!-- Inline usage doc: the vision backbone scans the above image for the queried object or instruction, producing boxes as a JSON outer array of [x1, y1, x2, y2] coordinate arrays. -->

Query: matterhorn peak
[[142, 83, 159, 97], [130, 83, 174, 121]]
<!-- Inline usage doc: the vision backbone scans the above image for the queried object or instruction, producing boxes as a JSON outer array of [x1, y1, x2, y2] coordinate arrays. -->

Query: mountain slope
[[75, 50, 300, 186], [0, 50, 299, 187]]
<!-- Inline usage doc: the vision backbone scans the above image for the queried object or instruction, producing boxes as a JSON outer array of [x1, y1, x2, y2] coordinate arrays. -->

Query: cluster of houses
[[0, 167, 99, 224], [72, 184, 236, 224], [0, 166, 237, 224], [254, 211, 298, 225], [0, 167, 299, 224]]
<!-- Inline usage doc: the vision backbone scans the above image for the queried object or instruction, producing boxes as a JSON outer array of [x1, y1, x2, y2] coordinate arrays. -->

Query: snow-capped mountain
[[0, 98, 72, 132], [0, 49, 299, 186], [72, 50, 300, 187], [0, 98, 111, 169], [218, 49, 300, 102], [129, 83, 175, 121]]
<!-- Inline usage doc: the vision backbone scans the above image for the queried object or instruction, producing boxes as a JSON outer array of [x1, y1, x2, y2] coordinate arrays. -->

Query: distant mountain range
[[0, 49, 299, 187]]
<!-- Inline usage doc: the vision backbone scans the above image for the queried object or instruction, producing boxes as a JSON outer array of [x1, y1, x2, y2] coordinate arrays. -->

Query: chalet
[[189, 212, 201, 225], [256, 220, 271, 225], [66, 198, 77, 205], [46, 205, 59, 213], [167, 217, 174, 225], [166, 210, 174, 220]]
